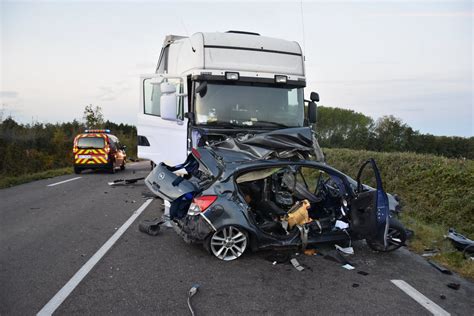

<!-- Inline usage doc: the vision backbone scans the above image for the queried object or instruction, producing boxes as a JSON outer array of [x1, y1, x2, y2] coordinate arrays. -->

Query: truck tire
[[74, 167, 81, 174]]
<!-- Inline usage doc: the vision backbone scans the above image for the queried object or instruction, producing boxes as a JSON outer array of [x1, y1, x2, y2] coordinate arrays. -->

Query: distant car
[[73, 129, 126, 174], [145, 128, 407, 261]]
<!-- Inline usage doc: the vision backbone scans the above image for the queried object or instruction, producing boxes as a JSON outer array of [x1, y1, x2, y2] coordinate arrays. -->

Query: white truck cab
[[138, 31, 318, 166]]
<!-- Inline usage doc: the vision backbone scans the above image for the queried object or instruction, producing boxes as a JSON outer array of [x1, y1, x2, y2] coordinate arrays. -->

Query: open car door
[[350, 159, 390, 249]]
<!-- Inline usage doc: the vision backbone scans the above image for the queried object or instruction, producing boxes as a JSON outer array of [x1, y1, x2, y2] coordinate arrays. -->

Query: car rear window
[[77, 137, 105, 149]]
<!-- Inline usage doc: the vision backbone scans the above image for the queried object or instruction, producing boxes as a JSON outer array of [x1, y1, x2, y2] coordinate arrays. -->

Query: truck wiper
[[202, 121, 242, 128], [252, 121, 289, 128]]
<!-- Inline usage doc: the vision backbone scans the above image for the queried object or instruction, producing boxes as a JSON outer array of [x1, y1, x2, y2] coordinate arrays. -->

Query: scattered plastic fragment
[[357, 271, 369, 276], [342, 264, 355, 270], [352, 283, 359, 288], [335, 220, 349, 230], [290, 258, 305, 271], [108, 177, 145, 186], [428, 260, 452, 275], [440, 294, 446, 300], [187, 284, 200, 316], [335, 244, 354, 255], [304, 249, 317, 256], [446, 283, 460, 290]]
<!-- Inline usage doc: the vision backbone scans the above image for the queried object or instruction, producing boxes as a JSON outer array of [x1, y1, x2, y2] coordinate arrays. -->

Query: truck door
[[138, 74, 188, 166]]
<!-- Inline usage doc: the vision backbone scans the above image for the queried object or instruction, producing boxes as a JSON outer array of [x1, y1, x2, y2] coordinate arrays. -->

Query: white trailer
[[138, 31, 319, 166]]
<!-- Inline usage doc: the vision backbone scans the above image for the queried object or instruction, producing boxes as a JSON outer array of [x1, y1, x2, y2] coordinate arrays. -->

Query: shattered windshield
[[194, 82, 304, 128]]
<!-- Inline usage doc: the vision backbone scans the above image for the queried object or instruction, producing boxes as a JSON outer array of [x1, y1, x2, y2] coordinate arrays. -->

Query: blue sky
[[1, 0, 472, 136]]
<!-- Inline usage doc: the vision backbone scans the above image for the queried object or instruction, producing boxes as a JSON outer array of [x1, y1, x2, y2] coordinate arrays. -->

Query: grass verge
[[0, 167, 73, 189]]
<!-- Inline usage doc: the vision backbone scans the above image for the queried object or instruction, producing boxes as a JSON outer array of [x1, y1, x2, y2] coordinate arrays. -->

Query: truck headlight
[[275, 75, 287, 83], [225, 72, 239, 80]]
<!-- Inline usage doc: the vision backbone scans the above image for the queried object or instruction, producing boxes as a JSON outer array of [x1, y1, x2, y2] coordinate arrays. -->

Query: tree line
[[315, 106, 474, 159], [0, 105, 472, 178]]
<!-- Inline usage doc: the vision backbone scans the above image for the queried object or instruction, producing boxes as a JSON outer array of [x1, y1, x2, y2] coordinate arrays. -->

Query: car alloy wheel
[[209, 226, 248, 261]]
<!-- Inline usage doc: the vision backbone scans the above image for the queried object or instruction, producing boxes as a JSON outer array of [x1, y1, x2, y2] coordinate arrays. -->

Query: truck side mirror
[[310, 92, 319, 102], [308, 101, 317, 123], [160, 82, 178, 121]]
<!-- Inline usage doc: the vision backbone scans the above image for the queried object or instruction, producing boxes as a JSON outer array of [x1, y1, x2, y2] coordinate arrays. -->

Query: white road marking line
[[391, 280, 450, 316], [37, 199, 154, 316], [46, 177, 82, 187]]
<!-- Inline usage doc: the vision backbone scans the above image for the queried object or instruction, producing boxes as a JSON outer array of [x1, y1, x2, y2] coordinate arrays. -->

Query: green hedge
[[324, 148, 474, 236]]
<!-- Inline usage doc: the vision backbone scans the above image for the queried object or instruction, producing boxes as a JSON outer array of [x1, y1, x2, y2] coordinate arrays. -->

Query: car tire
[[206, 226, 248, 261], [366, 218, 407, 252], [74, 167, 81, 174], [109, 161, 116, 174]]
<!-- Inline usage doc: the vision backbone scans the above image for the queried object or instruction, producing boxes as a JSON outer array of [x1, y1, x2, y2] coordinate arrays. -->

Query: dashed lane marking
[[46, 177, 82, 187], [37, 199, 154, 315], [391, 279, 450, 316]]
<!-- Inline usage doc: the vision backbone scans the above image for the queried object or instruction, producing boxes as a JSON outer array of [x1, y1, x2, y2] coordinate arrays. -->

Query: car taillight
[[188, 195, 217, 215]]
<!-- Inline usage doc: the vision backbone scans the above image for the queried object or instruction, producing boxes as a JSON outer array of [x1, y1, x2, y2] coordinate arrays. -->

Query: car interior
[[236, 166, 351, 238]]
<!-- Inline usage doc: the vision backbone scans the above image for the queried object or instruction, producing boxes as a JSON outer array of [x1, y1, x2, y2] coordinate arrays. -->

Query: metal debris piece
[[187, 284, 200, 316], [446, 283, 460, 290], [108, 177, 145, 186], [290, 258, 304, 271], [428, 260, 452, 275]]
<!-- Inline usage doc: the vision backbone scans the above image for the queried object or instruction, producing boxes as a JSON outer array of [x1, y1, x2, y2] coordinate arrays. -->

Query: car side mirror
[[308, 101, 317, 123], [310, 92, 319, 102], [160, 82, 178, 121], [184, 112, 195, 123]]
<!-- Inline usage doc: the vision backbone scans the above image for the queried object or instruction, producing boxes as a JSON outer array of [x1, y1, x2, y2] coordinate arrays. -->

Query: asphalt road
[[1, 161, 473, 315]]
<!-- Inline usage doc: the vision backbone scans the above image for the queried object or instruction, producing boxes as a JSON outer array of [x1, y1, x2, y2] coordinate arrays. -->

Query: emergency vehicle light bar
[[85, 129, 111, 133]]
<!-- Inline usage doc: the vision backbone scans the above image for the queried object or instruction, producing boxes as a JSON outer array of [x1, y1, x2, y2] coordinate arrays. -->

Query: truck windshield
[[77, 137, 105, 149], [194, 82, 304, 127]]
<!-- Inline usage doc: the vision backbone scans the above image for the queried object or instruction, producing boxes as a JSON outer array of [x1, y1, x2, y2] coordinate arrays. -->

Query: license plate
[[78, 155, 91, 159]]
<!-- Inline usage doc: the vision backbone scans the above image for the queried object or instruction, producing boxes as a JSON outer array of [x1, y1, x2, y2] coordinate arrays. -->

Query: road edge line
[[391, 279, 450, 316], [37, 198, 154, 316]]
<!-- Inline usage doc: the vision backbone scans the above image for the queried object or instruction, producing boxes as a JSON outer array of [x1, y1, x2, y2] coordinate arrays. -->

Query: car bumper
[[74, 163, 110, 169], [173, 214, 215, 244]]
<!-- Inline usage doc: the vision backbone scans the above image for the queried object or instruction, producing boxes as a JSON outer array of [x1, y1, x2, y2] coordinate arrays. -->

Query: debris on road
[[342, 264, 355, 270], [138, 218, 163, 236], [428, 260, 452, 275], [352, 283, 360, 288], [290, 258, 305, 271], [446, 283, 460, 290], [446, 228, 474, 259], [335, 244, 354, 255], [265, 252, 291, 264], [187, 284, 200, 316], [304, 249, 317, 256], [422, 249, 439, 257], [357, 271, 369, 276], [108, 177, 145, 186]]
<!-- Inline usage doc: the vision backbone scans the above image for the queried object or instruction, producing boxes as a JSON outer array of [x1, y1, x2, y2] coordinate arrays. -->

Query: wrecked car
[[145, 128, 407, 261]]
